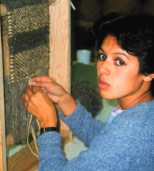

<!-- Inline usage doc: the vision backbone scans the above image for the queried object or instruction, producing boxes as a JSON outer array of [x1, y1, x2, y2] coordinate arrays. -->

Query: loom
[[1, 0, 49, 144]]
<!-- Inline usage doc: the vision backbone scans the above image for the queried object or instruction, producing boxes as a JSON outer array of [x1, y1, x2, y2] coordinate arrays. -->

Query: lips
[[98, 81, 110, 89]]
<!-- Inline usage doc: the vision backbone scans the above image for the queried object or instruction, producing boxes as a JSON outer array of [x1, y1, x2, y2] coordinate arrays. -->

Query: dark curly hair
[[94, 13, 154, 96]]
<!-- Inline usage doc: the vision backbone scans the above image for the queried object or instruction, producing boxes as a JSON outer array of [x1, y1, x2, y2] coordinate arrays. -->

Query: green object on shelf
[[71, 62, 97, 87]]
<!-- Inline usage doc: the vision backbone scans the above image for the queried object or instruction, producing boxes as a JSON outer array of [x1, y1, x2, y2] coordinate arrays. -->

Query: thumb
[[32, 86, 41, 94]]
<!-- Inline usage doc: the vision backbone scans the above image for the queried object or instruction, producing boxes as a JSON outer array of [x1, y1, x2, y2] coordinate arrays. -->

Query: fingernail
[[29, 82, 37, 86]]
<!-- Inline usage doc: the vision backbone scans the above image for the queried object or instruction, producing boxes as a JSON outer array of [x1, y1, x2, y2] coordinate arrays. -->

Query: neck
[[118, 83, 153, 110]]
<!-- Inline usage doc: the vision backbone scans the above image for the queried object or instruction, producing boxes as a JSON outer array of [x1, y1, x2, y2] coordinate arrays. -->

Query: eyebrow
[[99, 48, 106, 56], [113, 52, 130, 60], [99, 48, 129, 60]]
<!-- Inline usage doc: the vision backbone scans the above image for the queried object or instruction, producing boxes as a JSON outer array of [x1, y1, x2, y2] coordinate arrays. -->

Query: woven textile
[[1, 0, 49, 143], [2, 0, 49, 83]]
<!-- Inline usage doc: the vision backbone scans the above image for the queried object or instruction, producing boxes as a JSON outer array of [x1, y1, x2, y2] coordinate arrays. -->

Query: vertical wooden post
[[49, 0, 71, 91], [49, 0, 72, 144], [0, 18, 7, 171]]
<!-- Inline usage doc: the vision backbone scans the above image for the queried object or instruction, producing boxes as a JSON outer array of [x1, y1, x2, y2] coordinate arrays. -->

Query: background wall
[[68, 0, 154, 160], [71, 0, 154, 62]]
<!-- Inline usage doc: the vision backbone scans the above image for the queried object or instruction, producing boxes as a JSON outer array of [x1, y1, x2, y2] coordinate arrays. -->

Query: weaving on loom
[[1, 0, 49, 144]]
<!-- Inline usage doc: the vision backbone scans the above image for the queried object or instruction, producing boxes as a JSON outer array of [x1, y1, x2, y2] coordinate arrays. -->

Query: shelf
[[8, 142, 39, 171]]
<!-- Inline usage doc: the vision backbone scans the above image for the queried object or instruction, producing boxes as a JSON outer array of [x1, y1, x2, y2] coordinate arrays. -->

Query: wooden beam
[[0, 18, 7, 171], [49, 0, 72, 145], [49, 0, 71, 91], [8, 142, 39, 171], [0, 4, 7, 16]]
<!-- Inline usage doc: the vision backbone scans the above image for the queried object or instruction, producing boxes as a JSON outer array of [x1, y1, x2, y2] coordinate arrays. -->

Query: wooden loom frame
[[0, 0, 71, 170]]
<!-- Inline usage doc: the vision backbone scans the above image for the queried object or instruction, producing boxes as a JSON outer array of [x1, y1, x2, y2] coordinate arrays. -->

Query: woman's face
[[97, 35, 145, 100]]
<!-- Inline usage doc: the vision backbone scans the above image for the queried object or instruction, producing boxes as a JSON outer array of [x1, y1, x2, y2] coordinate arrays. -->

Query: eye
[[115, 59, 125, 66], [98, 54, 106, 61]]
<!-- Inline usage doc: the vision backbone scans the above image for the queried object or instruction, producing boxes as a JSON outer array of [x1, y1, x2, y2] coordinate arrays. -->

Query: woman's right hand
[[28, 76, 77, 116], [29, 76, 66, 103], [22, 86, 58, 128]]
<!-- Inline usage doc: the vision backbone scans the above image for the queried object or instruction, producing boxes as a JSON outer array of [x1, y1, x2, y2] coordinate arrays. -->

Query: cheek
[[96, 62, 101, 76], [115, 72, 143, 93], [97, 61, 100, 69], [112, 71, 137, 89]]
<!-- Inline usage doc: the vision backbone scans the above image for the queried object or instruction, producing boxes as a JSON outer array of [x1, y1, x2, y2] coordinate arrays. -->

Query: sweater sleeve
[[37, 101, 154, 171], [38, 132, 111, 171], [37, 113, 154, 171], [60, 101, 106, 147]]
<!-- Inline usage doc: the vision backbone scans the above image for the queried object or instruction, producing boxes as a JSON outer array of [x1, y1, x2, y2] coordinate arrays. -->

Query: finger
[[28, 77, 54, 87], [24, 101, 28, 108], [29, 82, 55, 92], [26, 86, 33, 96], [32, 76, 52, 83], [32, 86, 41, 94], [40, 87, 48, 93], [22, 94, 30, 107]]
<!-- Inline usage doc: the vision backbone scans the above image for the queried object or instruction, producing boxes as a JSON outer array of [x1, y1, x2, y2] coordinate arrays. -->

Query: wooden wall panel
[[0, 19, 7, 171], [49, 0, 72, 145], [49, 0, 71, 91]]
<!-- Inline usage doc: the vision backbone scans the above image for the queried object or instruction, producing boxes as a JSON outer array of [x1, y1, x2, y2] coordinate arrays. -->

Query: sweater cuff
[[60, 100, 89, 126], [37, 132, 62, 160], [60, 100, 82, 119]]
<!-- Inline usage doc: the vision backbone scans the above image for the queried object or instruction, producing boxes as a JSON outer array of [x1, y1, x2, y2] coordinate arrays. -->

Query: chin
[[99, 90, 117, 100]]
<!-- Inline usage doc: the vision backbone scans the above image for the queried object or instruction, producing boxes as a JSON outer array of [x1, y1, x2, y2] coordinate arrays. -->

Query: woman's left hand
[[22, 86, 58, 128]]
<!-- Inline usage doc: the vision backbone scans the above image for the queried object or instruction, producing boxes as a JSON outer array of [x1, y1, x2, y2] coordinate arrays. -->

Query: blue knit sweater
[[37, 100, 154, 171]]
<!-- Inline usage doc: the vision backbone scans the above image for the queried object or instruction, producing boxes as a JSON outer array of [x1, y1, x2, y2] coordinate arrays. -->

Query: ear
[[143, 73, 154, 82]]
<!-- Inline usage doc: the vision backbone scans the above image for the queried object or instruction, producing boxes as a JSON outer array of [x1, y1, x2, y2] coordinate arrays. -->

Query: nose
[[97, 60, 110, 77]]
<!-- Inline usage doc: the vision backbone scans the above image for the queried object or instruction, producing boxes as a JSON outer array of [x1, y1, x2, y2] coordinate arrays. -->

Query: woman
[[23, 13, 154, 170]]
